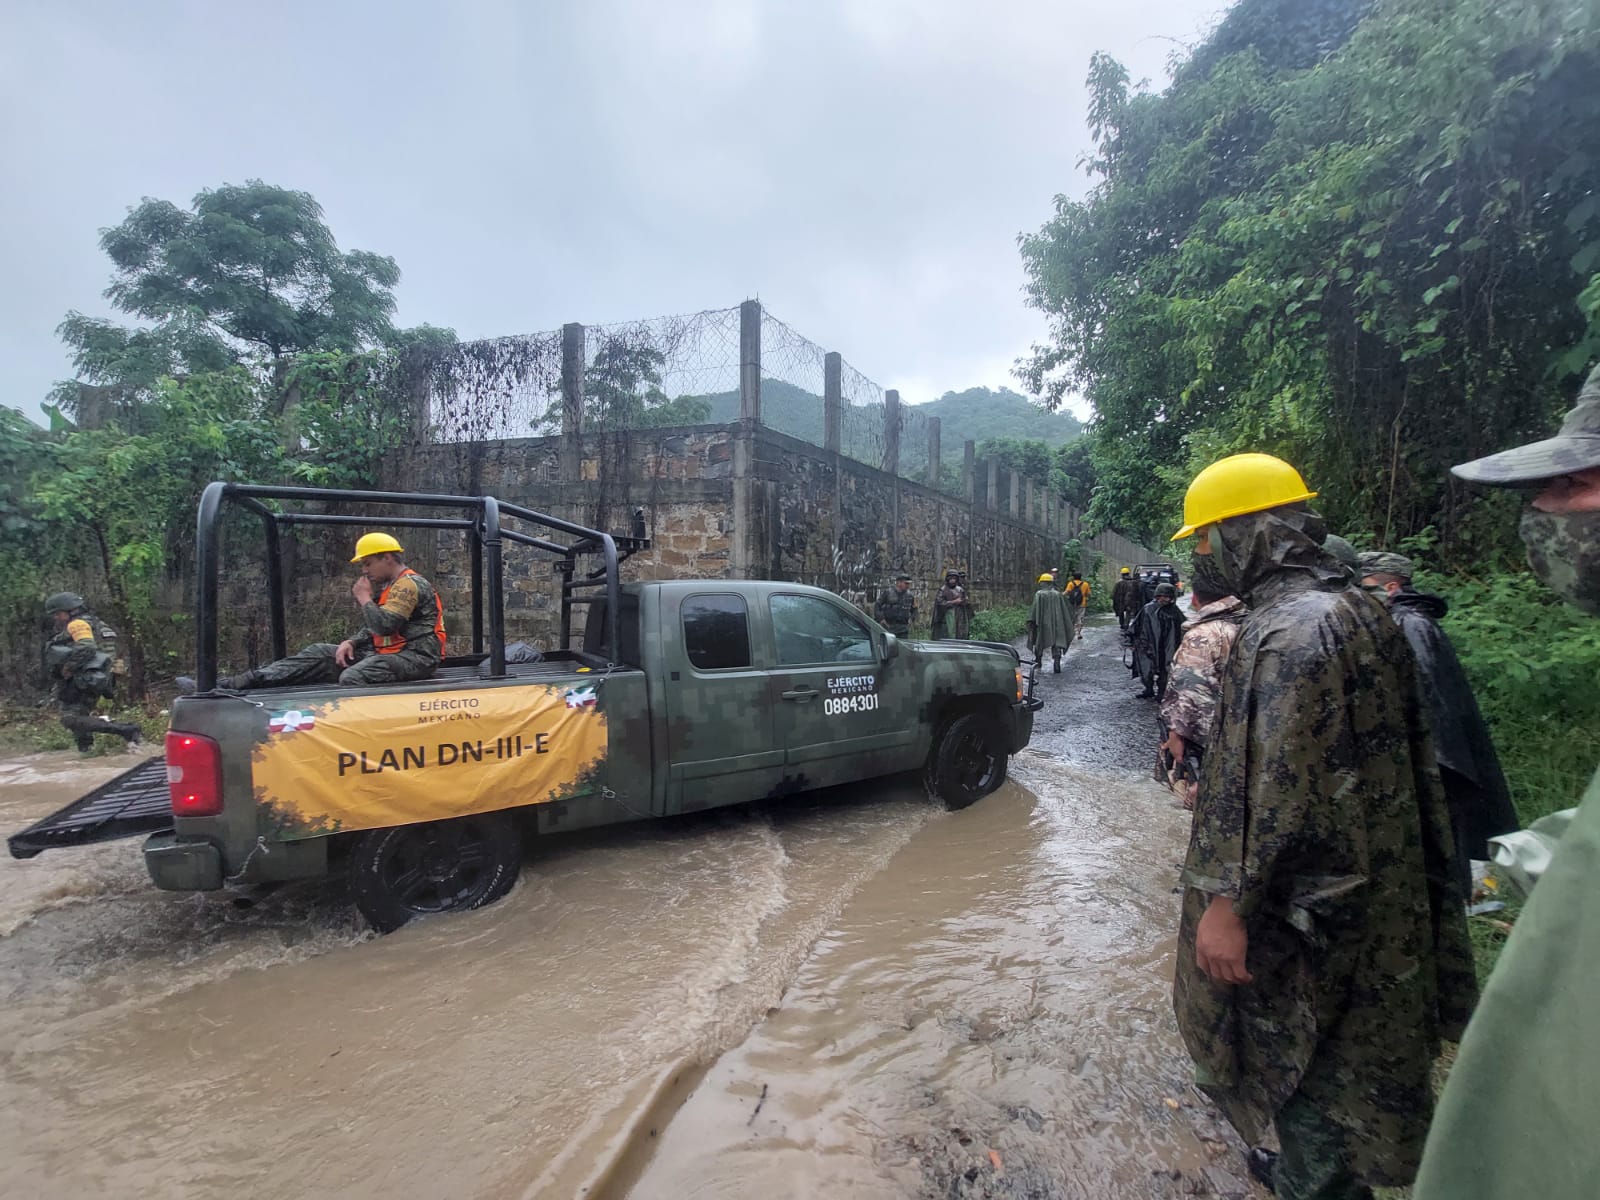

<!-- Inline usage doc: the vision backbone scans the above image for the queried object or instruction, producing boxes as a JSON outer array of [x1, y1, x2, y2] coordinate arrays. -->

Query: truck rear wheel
[[926, 712, 1009, 811], [350, 813, 521, 933]]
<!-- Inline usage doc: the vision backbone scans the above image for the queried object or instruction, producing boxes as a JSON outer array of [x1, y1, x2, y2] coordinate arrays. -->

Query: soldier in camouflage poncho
[[1170, 455, 1475, 1200], [1413, 362, 1600, 1200]]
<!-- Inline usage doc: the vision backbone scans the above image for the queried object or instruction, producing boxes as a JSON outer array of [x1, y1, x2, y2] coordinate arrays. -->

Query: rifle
[[1155, 718, 1203, 793]]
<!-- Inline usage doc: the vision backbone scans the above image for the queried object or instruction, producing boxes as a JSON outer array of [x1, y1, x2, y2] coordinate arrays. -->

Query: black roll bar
[[192, 481, 644, 690]]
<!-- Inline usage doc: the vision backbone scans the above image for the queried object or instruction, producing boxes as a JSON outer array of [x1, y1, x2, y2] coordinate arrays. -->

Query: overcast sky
[[2, 0, 1222, 420]]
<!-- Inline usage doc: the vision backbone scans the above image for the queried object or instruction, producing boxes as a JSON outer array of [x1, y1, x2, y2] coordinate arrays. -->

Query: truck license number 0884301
[[824, 694, 880, 716]]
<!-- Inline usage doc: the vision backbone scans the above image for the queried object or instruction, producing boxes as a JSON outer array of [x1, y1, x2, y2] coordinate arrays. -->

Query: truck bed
[[8, 757, 173, 859]]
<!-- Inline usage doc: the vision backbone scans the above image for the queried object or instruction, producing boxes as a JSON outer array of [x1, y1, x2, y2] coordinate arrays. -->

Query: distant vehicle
[[1134, 562, 1180, 606], [11, 483, 1040, 931]]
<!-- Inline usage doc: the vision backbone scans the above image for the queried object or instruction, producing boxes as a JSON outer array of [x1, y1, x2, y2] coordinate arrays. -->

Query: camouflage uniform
[[873, 582, 917, 637], [1111, 574, 1140, 631], [1159, 594, 1245, 750], [1025, 583, 1073, 670], [1174, 506, 1475, 1197], [44, 605, 141, 751], [1413, 363, 1600, 1200], [234, 568, 445, 690]]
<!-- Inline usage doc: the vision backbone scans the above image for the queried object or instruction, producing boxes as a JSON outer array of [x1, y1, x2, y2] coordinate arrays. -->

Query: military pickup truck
[[11, 483, 1040, 931]]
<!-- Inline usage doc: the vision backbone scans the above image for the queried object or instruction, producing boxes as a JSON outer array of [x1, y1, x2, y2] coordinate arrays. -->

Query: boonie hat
[[1454, 364, 1600, 485], [1358, 551, 1414, 581]]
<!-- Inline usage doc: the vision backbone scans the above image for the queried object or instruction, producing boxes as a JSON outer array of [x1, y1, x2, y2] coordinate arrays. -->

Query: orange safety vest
[[372, 568, 447, 655]]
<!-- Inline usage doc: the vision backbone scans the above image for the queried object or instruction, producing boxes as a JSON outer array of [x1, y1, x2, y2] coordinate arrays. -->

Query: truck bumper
[[1009, 699, 1038, 753], [143, 833, 224, 892]]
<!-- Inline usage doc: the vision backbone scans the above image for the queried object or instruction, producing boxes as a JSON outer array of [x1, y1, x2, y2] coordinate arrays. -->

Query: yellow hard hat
[[351, 532, 404, 562], [1171, 453, 1317, 541], [1120, 567, 1130, 574], [1037, 573, 1054, 583]]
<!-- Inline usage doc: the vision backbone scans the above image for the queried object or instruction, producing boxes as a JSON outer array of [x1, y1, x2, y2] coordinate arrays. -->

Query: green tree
[[57, 181, 407, 403], [582, 342, 711, 430], [1020, 0, 1600, 558], [29, 371, 288, 693]]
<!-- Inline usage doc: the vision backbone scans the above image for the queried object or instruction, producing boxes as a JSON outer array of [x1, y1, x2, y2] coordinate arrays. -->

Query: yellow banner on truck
[[250, 681, 607, 837]]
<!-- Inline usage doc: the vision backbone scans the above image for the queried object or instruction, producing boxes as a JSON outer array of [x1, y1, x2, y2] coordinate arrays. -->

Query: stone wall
[[347, 420, 1158, 651]]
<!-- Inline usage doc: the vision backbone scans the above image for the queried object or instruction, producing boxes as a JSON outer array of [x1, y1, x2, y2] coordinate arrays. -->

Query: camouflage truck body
[[145, 580, 1034, 922]]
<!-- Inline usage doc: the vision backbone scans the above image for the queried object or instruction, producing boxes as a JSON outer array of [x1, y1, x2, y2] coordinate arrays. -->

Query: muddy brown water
[[0, 623, 1255, 1198]]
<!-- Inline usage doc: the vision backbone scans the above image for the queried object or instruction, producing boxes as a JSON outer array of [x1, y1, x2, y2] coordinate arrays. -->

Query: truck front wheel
[[926, 712, 1009, 811], [350, 813, 521, 933]]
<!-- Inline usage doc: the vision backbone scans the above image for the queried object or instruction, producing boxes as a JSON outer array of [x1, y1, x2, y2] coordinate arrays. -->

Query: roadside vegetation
[[1022, 0, 1600, 968]]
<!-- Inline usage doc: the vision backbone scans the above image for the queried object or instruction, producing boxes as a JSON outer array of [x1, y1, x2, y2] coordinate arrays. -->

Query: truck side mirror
[[881, 632, 899, 662]]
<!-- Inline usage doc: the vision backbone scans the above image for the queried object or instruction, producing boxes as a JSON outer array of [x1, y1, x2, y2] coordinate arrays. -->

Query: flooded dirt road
[[627, 620, 1253, 1199], [0, 620, 1255, 1198]]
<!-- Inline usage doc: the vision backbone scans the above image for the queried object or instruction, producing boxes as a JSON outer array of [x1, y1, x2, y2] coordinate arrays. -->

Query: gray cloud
[[0, 0, 1221, 420]]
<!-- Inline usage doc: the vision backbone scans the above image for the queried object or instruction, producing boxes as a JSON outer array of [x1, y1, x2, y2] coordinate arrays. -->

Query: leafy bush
[[970, 604, 1030, 643], [1428, 568, 1600, 826]]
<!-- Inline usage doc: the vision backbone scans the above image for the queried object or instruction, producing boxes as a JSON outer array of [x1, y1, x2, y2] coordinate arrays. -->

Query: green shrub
[[1426, 568, 1600, 826], [970, 604, 1030, 643]]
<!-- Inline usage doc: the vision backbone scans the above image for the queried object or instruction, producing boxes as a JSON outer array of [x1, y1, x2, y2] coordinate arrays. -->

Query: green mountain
[[696, 383, 1081, 474]]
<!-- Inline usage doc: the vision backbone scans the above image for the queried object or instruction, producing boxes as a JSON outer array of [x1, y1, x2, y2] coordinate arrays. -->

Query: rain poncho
[[1173, 507, 1476, 1187], [1025, 585, 1073, 660], [1387, 588, 1519, 884]]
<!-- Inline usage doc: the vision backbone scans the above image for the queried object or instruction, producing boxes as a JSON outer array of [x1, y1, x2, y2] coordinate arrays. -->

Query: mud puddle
[[0, 752, 932, 1198], [623, 763, 1253, 1196]]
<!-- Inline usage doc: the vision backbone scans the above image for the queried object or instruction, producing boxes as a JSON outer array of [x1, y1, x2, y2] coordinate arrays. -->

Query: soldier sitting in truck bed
[[180, 532, 445, 692]]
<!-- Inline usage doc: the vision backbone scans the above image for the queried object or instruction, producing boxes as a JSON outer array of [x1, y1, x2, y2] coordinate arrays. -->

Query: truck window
[[683, 594, 751, 670], [770, 594, 875, 665], [582, 595, 642, 665]]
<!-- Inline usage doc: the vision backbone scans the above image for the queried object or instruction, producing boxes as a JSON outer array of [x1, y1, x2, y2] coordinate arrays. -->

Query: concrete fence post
[[738, 300, 762, 423], [733, 300, 762, 578], [926, 417, 941, 489], [963, 440, 975, 502], [987, 458, 1000, 510], [823, 352, 842, 453], [883, 389, 901, 477], [560, 322, 585, 482]]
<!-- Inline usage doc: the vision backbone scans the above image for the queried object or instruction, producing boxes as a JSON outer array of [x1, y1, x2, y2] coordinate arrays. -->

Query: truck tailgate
[[8, 756, 173, 859]]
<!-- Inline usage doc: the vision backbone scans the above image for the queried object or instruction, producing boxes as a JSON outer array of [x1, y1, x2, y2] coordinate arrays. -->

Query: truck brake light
[[166, 732, 224, 818], [1014, 667, 1024, 703]]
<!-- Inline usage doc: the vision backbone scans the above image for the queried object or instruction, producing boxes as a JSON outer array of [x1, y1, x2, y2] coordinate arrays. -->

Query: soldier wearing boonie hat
[[1414, 362, 1600, 1200]]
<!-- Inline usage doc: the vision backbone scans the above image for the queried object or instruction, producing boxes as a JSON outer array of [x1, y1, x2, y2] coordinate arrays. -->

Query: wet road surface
[[626, 620, 1255, 1199], [0, 619, 1257, 1198]]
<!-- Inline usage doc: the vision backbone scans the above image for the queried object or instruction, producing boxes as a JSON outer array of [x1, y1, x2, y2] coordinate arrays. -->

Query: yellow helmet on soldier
[[351, 532, 405, 562], [1120, 566, 1130, 575], [1037, 573, 1054, 583], [1171, 453, 1317, 541]]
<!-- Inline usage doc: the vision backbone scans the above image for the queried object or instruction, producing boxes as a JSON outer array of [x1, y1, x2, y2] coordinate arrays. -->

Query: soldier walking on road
[[1025, 573, 1073, 673], [1112, 567, 1140, 631], [43, 593, 142, 752], [179, 533, 446, 693], [1169, 453, 1474, 1200], [874, 572, 918, 637], [1129, 582, 1185, 700], [1415, 362, 1600, 1200], [1358, 550, 1519, 901]]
